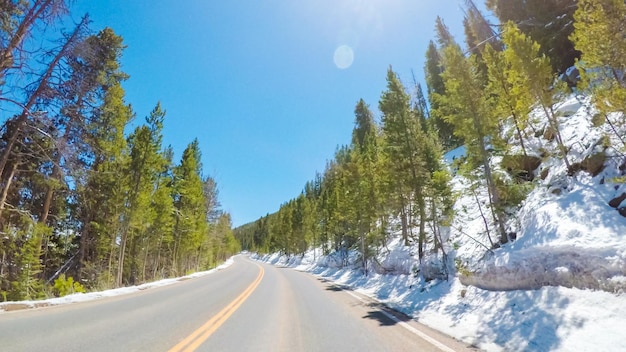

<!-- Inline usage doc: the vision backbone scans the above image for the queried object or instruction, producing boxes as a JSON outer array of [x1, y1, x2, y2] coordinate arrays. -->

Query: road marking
[[344, 290, 456, 352], [169, 264, 264, 352]]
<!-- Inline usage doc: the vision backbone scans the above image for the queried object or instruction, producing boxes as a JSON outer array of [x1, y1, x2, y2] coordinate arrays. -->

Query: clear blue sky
[[71, 1, 474, 227]]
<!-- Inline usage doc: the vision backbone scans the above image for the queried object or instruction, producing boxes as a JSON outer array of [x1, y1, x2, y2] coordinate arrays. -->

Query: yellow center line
[[168, 263, 264, 352]]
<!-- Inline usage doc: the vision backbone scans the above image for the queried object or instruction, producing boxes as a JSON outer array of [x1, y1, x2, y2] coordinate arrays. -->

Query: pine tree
[[483, 44, 533, 156], [147, 148, 175, 279], [77, 81, 133, 286], [502, 22, 571, 169], [437, 41, 508, 245], [425, 38, 462, 149], [172, 139, 208, 275], [349, 99, 382, 273], [380, 68, 429, 254], [0, 0, 69, 83], [117, 103, 167, 286], [571, 0, 626, 120], [463, 2, 501, 87]]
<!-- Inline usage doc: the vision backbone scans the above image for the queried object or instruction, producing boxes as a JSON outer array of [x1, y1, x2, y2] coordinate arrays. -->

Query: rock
[[567, 151, 607, 177], [501, 154, 542, 181], [551, 188, 562, 195], [543, 126, 556, 141], [609, 193, 626, 208], [619, 207, 626, 218], [581, 152, 606, 176], [540, 167, 550, 180], [567, 162, 583, 176]]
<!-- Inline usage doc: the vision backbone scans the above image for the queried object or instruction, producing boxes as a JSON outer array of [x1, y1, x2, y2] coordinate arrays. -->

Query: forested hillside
[[235, 0, 626, 287], [0, 1, 239, 301]]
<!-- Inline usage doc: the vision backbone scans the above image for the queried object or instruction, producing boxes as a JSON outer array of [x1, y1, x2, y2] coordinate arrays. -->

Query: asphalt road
[[0, 256, 475, 352]]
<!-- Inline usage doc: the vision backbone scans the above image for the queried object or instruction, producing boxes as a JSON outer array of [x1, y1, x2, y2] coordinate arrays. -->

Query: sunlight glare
[[333, 45, 354, 69]]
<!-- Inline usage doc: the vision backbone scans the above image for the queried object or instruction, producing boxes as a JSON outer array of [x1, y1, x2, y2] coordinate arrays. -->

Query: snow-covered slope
[[255, 93, 626, 351], [453, 95, 626, 292]]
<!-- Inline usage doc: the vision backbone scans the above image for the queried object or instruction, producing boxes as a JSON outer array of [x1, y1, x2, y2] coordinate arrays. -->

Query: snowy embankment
[[0, 258, 234, 313], [454, 95, 626, 293], [255, 94, 626, 351]]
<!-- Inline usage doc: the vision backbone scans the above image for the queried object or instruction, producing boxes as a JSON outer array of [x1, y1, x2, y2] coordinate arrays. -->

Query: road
[[0, 256, 475, 351]]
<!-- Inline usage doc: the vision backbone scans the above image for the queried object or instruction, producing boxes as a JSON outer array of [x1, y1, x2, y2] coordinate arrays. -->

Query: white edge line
[[344, 290, 456, 352]]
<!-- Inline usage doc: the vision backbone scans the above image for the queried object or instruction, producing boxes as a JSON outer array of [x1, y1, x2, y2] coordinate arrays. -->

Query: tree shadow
[[360, 302, 414, 327], [443, 288, 582, 351], [362, 310, 398, 326]]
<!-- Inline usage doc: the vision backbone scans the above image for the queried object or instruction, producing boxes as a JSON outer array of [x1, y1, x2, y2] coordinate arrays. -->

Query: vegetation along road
[[0, 256, 475, 351]]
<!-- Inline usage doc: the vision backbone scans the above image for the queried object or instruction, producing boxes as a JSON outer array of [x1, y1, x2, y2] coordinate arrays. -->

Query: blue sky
[[71, 1, 473, 227]]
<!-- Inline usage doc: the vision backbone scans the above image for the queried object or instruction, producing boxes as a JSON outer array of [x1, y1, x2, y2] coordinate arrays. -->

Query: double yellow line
[[169, 264, 264, 352]]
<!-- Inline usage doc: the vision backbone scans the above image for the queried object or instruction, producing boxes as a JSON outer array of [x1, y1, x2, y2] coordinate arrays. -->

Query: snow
[[255, 93, 626, 351], [0, 257, 234, 313]]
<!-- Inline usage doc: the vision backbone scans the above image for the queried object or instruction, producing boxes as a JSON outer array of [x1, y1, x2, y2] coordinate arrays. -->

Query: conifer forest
[[0, 1, 240, 301]]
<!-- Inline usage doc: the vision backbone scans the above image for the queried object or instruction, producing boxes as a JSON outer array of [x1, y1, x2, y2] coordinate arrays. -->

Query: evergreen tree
[[117, 103, 166, 286], [348, 100, 382, 273], [463, 2, 501, 87], [77, 81, 132, 286], [425, 37, 462, 149], [437, 41, 508, 244], [172, 139, 208, 275], [486, 0, 579, 74], [502, 22, 571, 169], [380, 68, 428, 254], [571, 0, 626, 120], [483, 44, 533, 156]]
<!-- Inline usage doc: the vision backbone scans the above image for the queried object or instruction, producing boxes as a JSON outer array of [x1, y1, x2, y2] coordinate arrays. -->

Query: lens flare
[[333, 45, 354, 69]]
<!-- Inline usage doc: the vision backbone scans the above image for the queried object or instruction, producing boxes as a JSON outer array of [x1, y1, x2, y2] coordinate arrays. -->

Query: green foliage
[[53, 274, 86, 297], [501, 22, 571, 169], [572, 0, 626, 122], [494, 175, 534, 208], [425, 40, 461, 149], [0, 3, 240, 300], [437, 37, 508, 243]]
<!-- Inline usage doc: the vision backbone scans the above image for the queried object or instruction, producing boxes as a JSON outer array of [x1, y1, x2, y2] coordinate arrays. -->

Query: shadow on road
[[321, 281, 414, 327]]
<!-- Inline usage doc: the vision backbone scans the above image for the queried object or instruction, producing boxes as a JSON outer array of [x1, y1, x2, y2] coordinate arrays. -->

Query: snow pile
[[0, 257, 234, 313]]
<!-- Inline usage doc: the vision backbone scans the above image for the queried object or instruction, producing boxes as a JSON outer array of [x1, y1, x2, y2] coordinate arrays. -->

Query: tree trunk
[[478, 136, 507, 244], [417, 188, 426, 265], [0, 158, 18, 220], [400, 198, 409, 246], [116, 225, 129, 287], [544, 105, 571, 170]]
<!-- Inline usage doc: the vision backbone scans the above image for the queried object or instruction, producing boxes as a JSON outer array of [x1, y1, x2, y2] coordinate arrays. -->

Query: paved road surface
[[0, 256, 476, 351]]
